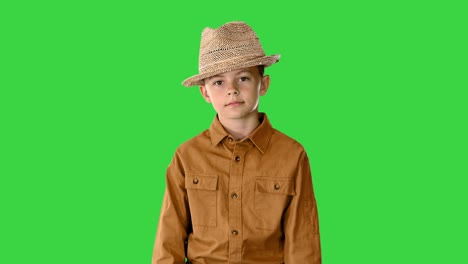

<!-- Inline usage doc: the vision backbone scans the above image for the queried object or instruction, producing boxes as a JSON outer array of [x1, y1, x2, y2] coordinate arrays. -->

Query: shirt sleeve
[[152, 151, 191, 264], [283, 151, 322, 263]]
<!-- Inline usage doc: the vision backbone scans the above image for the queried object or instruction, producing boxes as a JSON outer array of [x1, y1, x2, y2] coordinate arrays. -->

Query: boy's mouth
[[225, 101, 244, 107]]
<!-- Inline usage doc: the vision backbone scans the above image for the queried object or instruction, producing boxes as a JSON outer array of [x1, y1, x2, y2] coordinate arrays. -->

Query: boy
[[153, 21, 321, 263]]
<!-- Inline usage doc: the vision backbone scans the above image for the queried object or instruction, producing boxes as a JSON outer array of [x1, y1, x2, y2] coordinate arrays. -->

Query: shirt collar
[[209, 113, 274, 154]]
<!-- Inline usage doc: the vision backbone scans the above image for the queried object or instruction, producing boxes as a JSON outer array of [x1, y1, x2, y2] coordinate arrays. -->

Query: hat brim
[[182, 55, 280, 87]]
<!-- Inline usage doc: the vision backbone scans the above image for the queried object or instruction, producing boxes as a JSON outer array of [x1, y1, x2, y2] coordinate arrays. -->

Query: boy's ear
[[260, 75, 271, 96], [199, 85, 212, 103]]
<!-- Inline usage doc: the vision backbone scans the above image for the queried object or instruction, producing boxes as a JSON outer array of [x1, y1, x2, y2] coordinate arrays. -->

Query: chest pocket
[[255, 177, 295, 230], [185, 173, 218, 227]]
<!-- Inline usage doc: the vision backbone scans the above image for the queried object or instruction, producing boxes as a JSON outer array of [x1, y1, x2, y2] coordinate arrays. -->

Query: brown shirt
[[153, 113, 321, 264]]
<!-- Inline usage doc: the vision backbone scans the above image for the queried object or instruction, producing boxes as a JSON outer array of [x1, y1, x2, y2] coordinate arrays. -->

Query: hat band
[[199, 54, 264, 73]]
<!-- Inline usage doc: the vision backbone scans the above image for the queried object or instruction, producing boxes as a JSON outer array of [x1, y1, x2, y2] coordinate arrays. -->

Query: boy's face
[[199, 66, 270, 122]]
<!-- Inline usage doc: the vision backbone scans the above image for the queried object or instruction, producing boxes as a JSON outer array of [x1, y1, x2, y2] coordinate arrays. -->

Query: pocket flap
[[256, 177, 295, 195], [186, 173, 218, 190]]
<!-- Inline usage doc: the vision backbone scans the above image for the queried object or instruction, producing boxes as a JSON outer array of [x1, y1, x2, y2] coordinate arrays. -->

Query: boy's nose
[[227, 90, 239, 95], [226, 82, 239, 95]]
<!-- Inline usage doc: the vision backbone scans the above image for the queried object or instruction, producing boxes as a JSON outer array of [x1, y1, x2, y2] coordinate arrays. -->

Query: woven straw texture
[[182, 22, 280, 87]]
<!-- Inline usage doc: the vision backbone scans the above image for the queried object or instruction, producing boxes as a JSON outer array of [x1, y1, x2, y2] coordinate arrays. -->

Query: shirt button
[[232, 230, 239, 236], [228, 137, 233, 142], [235, 156, 241, 162], [193, 178, 199, 184], [274, 184, 280, 190], [231, 193, 238, 199]]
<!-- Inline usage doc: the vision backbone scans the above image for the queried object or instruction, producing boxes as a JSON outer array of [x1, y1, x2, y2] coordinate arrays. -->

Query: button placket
[[228, 143, 252, 263]]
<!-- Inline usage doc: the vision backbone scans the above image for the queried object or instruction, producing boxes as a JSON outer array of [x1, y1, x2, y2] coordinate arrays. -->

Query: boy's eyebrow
[[235, 69, 253, 75], [208, 74, 222, 79]]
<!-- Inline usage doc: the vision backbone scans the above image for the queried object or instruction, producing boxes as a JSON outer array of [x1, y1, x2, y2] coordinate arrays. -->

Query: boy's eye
[[240, 76, 250, 82], [213, 80, 223, 86]]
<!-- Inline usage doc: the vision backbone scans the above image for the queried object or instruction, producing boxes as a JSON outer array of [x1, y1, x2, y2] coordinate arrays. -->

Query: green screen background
[[1, 0, 467, 263]]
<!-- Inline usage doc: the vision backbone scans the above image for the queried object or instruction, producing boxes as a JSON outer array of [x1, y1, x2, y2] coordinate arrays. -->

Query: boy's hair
[[199, 65, 265, 85], [258, 65, 265, 76]]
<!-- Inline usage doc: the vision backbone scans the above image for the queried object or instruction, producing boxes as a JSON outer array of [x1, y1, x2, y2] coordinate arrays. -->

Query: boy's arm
[[283, 151, 322, 264], [152, 151, 190, 264]]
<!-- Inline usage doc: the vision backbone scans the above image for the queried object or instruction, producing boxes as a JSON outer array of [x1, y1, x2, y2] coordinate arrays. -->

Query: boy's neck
[[218, 112, 260, 141]]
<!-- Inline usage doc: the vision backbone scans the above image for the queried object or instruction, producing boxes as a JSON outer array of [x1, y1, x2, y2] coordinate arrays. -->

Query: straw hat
[[182, 21, 280, 87]]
